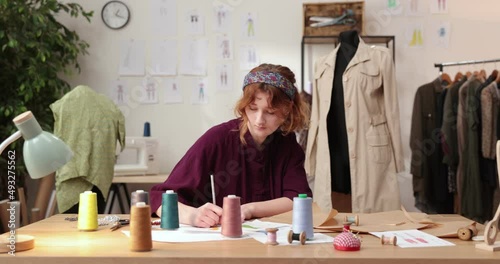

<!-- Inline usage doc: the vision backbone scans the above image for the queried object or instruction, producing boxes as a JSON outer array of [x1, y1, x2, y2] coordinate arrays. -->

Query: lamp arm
[[0, 130, 22, 155]]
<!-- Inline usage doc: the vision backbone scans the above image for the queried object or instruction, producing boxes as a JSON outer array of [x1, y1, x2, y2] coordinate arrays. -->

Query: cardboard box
[[303, 1, 364, 36]]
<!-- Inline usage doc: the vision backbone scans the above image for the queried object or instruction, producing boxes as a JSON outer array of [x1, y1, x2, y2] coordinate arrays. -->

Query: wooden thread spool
[[457, 223, 478, 241], [265, 228, 279, 245], [344, 215, 359, 226], [380, 235, 397, 246], [129, 202, 152, 252], [287, 230, 306, 245]]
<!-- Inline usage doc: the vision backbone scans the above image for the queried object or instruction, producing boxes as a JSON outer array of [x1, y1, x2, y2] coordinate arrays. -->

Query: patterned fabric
[[243, 71, 296, 99], [333, 231, 361, 251]]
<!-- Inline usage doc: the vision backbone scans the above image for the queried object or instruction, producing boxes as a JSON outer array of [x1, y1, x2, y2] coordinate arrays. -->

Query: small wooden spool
[[265, 228, 279, 245], [0, 234, 35, 253], [380, 235, 397, 246], [457, 223, 478, 241], [344, 215, 359, 226], [287, 230, 306, 245]]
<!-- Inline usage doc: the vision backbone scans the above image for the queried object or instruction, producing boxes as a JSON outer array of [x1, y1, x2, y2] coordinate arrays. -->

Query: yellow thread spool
[[129, 202, 152, 252], [77, 191, 98, 231]]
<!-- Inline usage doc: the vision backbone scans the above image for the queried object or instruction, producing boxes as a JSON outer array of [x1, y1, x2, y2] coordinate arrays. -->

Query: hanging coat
[[305, 38, 405, 213]]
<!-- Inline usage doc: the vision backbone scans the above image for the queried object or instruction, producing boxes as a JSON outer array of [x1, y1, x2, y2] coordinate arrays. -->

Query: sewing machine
[[114, 137, 159, 176]]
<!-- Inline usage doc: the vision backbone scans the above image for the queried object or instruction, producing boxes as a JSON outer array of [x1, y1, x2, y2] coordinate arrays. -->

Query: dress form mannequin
[[327, 30, 359, 212]]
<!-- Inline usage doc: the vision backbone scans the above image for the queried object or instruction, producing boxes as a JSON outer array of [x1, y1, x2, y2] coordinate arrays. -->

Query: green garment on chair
[[50, 85, 125, 213]]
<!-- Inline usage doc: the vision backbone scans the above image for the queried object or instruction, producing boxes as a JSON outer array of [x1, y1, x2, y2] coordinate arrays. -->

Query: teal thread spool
[[161, 190, 179, 229]]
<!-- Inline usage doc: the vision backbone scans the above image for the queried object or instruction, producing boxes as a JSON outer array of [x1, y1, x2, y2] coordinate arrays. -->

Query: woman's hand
[[189, 203, 223, 228]]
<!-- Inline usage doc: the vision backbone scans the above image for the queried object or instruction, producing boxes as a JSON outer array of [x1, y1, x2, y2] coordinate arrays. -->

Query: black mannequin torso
[[327, 30, 359, 194]]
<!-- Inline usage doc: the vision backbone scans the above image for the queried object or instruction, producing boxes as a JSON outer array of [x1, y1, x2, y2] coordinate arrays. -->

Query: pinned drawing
[[434, 22, 450, 48], [216, 64, 233, 92], [164, 78, 183, 104], [430, 0, 448, 14], [213, 4, 231, 32], [191, 78, 208, 104], [240, 45, 259, 71], [110, 79, 128, 105], [119, 39, 145, 76], [406, 0, 426, 16], [241, 12, 257, 39], [185, 9, 204, 35], [150, 40, 177, 76], [151, 0, 177, 36], [216, 35, 233, 60], [179, 39, 208, 76], [141, 76, 159, 104], [406, 23, 424, 47]]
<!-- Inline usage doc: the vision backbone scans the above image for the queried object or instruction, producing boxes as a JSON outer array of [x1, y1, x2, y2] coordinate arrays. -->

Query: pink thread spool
[[380, 235, 397, 246], [221, 195, 242, 238], [265, 228, 279, 245]]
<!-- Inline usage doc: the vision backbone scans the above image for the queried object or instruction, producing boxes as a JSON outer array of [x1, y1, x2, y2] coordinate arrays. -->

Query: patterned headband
[[242, 71, 296, 100]]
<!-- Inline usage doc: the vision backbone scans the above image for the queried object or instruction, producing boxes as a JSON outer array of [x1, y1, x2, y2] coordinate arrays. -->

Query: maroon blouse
[[150, 119, 312, 213]]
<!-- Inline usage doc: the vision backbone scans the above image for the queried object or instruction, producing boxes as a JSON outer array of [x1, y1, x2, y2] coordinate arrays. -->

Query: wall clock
[[102, 1, 130, 30]]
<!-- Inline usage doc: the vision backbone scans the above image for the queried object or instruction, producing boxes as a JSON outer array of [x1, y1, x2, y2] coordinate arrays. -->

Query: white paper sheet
[[119, 39, 145, 76], [216, 64, 233, 91], [179, 39, 208, 76], [241, 12, 257, 39], [110, 79, 128, 105], [150, 40, 177, 76], [370, 229, 455, 248], [239, 45, 259, 71], [163, 78, 183, 104], [213, 4, 232, 33], [216, 35, 233, 60], [151, 0, 177, 36], [191, 78, 208, 104], [185, 9, 205, 35]]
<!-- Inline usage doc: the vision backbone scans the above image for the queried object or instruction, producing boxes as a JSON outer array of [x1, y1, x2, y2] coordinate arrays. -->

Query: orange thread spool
[[221, 195, 242, 238], [380, 235, 397, 246], [129, 202, 152, 252]]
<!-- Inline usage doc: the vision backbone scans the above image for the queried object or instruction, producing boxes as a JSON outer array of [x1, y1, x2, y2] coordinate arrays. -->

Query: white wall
[[56, 0, 500, 212]]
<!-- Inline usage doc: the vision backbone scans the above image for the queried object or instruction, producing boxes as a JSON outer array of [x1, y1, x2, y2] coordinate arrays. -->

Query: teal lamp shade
[[13, 111, 73, 179]]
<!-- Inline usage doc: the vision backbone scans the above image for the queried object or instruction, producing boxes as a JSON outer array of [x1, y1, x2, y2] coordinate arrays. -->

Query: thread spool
[[342, 222, 352, 232], [344, 215, 359, 226], [129, 202, 153, 252], [287, 230, 306, 245], [292, 194, 314, 239], [77, 191, 98, 231], [131, 190, 150, 206], [221, 195, 242, 238], [380, 235, 397, 246], [457, 223, 478, 241], [265, 228, 279, 245], [143, 122, 151, 137], [160, 190, 179, 229]]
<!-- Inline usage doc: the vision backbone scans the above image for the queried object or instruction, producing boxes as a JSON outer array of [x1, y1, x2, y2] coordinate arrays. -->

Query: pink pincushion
[[333, 231, 361, 251]]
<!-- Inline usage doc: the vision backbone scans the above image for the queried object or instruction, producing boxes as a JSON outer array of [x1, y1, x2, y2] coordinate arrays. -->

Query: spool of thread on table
[[129, 202, 152, 252], [287, 230, 306, 245], [221, 195, 242, 238], [457, 223, 478, 241], [344, 215, 359, 226], [292, 194, 314, 239], [131, 190, 149, 207], [77, 191, 98, 231], [381, 235, 397, 246], [342, 222, 352, 232], [160, 190, 179, 229], [143, 122, 151, 137], [265, 228, 279, 245]]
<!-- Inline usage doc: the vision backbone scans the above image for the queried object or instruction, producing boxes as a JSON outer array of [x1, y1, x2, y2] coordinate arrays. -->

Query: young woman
[[150, 63, 311, 227]]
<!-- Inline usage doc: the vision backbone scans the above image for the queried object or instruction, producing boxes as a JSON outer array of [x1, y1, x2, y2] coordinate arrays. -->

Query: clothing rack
[[434, 58, 500, 73]]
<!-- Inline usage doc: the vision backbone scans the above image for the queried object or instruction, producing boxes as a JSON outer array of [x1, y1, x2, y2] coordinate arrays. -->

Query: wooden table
[[2, 210, 499, 264], [107, 174, 168, 213]]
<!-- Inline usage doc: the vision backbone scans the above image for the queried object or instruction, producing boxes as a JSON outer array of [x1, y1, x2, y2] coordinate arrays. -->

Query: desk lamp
[[0, 111, 73, 254]]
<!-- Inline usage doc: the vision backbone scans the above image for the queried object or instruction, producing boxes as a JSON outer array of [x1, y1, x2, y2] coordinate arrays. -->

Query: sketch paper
[[191, 78, 208, 104], [216, 35, 233, 60], [119, 39, 145, 76], [406, 23, 424, 48], [213, 4, 232, 33], [370, 230, 455, 248], [241, 12, 257, 39], [406, 0, 427, 16], [239, 45, 259, 71], [185, 9, 205, 36], [216, 64, 233, 91], [151, 0, 177, 36], [150, 40, 177, 76], [179, 39, 208, 76], [110, 79, 128, 105], [163, 78, 183, 104], [434, 22, 451, 48], [430, 0, 448, 14], [387, 0, 403, 15], [140, 76, 160, 104]]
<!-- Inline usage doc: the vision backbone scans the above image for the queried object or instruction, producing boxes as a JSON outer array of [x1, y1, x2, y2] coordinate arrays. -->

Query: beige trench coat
[[305, 39, 405, 213]]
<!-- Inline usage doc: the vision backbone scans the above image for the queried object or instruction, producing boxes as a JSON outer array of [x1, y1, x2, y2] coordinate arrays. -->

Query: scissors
[[309, 9, 356, 27], [484, 141, 500, 245]]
